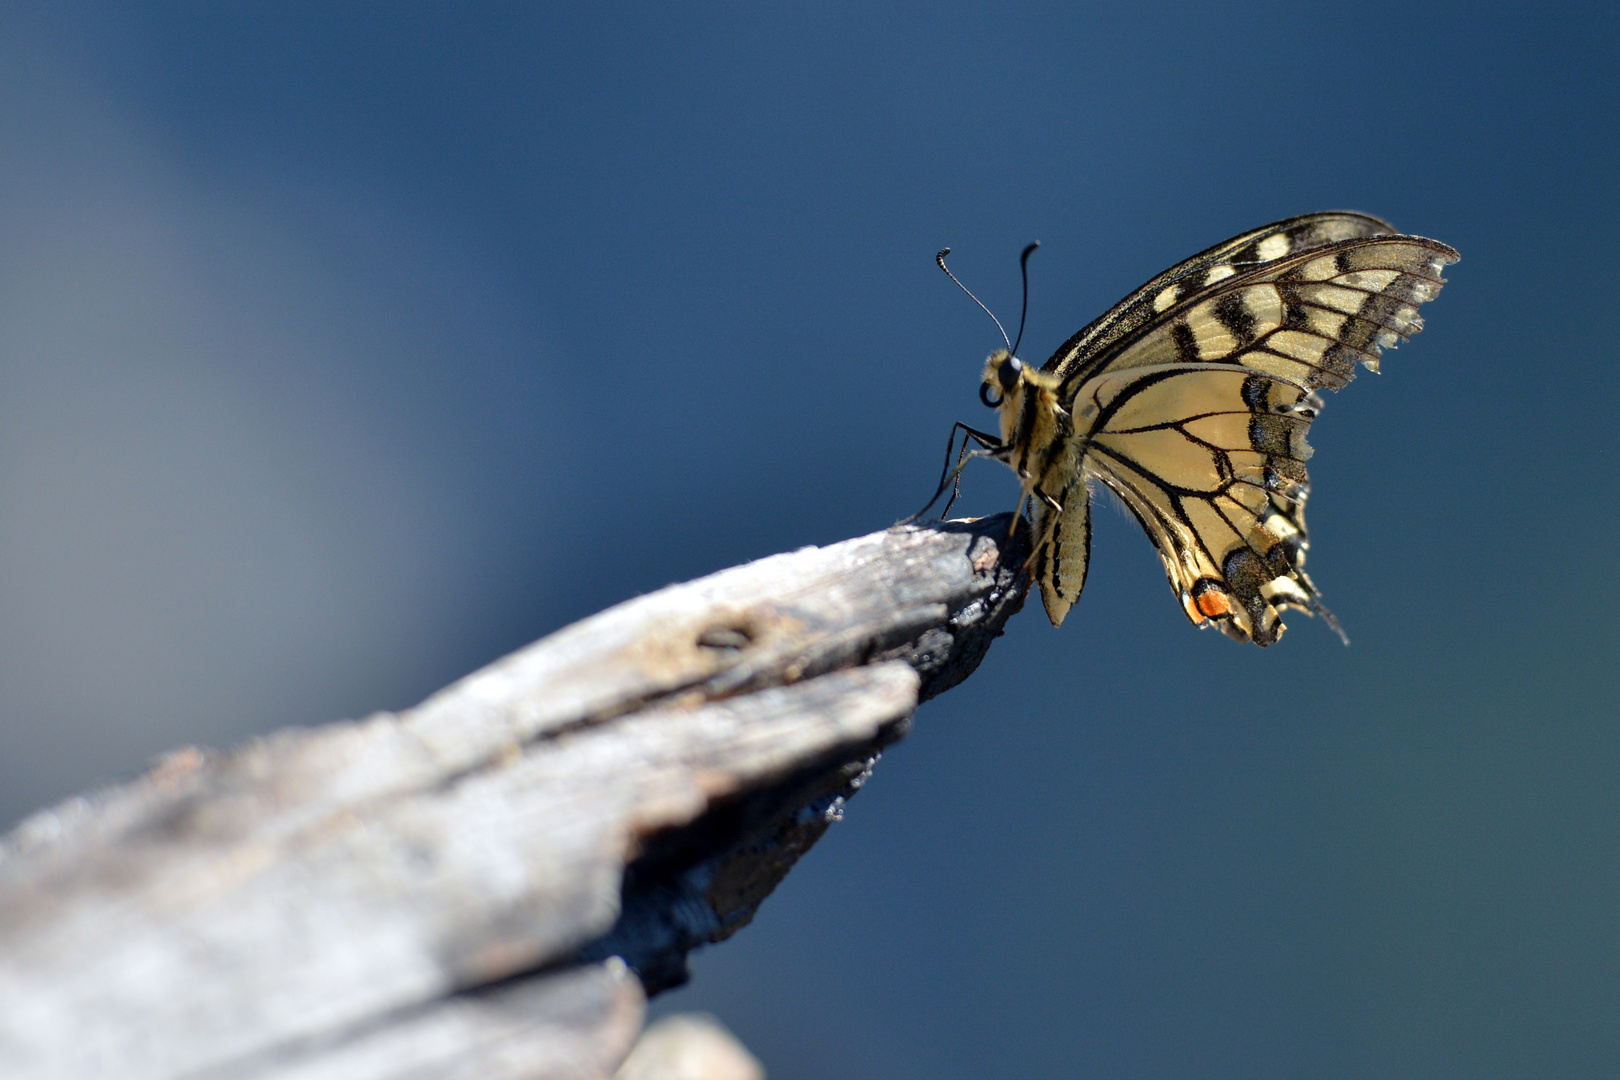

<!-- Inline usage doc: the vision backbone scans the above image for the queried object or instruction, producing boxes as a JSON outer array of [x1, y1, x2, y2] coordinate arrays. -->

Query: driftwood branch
[[0, 515, 1029, 1080]]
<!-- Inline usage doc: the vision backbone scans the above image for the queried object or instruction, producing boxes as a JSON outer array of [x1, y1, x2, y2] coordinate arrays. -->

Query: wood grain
[[0, 515, 1029, 1079]]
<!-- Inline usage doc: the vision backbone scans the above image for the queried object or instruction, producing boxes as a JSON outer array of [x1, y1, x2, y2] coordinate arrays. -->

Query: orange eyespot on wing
[[1194, 587, 1231, 619], [1080, 365, 1332, 645]]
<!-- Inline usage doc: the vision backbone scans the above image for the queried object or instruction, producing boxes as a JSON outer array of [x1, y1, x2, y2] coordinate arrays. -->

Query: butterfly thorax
[[982, 349, 1072, 497]]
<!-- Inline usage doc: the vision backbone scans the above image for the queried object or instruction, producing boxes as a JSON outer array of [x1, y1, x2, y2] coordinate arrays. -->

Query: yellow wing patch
[[1076, 366, 1323, 644], [1061, 235, 1455, 394], [1043, 211, 1402, 386]]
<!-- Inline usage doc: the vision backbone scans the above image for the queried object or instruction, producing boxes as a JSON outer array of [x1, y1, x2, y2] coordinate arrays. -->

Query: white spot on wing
[[1256, 233, 1291, 261], [1261, 577, 1309, 603], [1203, 265, 1236, 285], [1153, 285, 1179, 313]]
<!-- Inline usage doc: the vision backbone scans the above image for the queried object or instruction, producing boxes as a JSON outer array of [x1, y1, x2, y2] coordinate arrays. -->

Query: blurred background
[[1, 4, 1615, 1077]]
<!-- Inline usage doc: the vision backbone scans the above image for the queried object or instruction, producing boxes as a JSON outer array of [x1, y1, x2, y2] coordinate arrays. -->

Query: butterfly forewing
[[1042, 211, 1400, 386], [1058, 235, 1457, 395]]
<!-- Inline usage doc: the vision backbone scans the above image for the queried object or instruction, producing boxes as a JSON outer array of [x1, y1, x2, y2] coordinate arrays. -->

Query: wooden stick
[[0, 515, 1029, 1080]]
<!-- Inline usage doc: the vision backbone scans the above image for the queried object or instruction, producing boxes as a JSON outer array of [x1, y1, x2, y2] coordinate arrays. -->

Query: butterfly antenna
[[1010, 241, 1040, 356], [936, 248, 1012, 354]]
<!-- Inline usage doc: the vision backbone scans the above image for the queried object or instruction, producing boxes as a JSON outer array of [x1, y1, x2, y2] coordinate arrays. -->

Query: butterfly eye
[[979, 382, 1002, 408], [998, 356, 1023, 390]]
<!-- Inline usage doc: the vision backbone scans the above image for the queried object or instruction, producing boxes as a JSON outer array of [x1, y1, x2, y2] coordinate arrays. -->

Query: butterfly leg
[[1008, 493, 1028, 538], [941, 424, 1008, 519], [902, 422, 1004, 523], [1013, 484, 1064, 564]]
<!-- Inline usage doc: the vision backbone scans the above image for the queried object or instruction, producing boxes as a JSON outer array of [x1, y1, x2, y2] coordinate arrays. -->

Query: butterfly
[[920, 212, 1459, 646]]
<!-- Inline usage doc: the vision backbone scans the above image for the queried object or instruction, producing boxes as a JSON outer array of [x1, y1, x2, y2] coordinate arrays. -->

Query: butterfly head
[[981, 348, 1062, 458], [979, 349, 1024, 408]]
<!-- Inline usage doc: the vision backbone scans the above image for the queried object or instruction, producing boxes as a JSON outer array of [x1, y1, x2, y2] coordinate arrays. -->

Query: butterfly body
[[982, 350, 1068, 491], [962, 212, 1458, 646]]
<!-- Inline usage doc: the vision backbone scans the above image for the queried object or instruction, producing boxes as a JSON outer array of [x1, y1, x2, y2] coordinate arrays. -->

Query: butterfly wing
[[1073, 365, 1324, 644], [1045, 227, 1458, 644], [1058, 233, 1458, 396], [1042, 211, 1401, 385]]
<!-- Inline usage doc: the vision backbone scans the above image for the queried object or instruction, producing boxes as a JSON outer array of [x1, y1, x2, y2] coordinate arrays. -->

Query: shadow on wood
[[0, 515, 1029, 1080]]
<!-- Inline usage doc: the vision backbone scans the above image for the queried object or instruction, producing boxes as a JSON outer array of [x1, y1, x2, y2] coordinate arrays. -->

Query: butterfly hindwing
[[1074, 365, 1326, 644], [1038, 225, 1457, 644]]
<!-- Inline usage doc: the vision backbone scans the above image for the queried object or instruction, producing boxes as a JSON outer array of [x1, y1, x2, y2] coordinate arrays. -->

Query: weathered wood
[[613, 1013, 763, 1080], [0, 515, 1029, 1080]]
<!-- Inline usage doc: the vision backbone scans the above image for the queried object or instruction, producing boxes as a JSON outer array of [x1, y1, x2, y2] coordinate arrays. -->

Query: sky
[[0, 4, 1616, 1078]]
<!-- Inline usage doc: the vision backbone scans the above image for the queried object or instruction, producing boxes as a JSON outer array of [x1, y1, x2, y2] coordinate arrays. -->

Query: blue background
[[1, 4, 1616, 1077]]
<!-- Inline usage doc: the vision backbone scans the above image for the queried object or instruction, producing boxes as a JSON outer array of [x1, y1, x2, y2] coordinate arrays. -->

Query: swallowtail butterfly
[[929, 212, 1458, 646]]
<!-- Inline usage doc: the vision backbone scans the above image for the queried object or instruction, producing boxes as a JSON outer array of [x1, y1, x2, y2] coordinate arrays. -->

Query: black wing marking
[[1076, 365, 1327, 645], [1042, 211, 1399, 383], [1060, 234, 1458, 400]]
